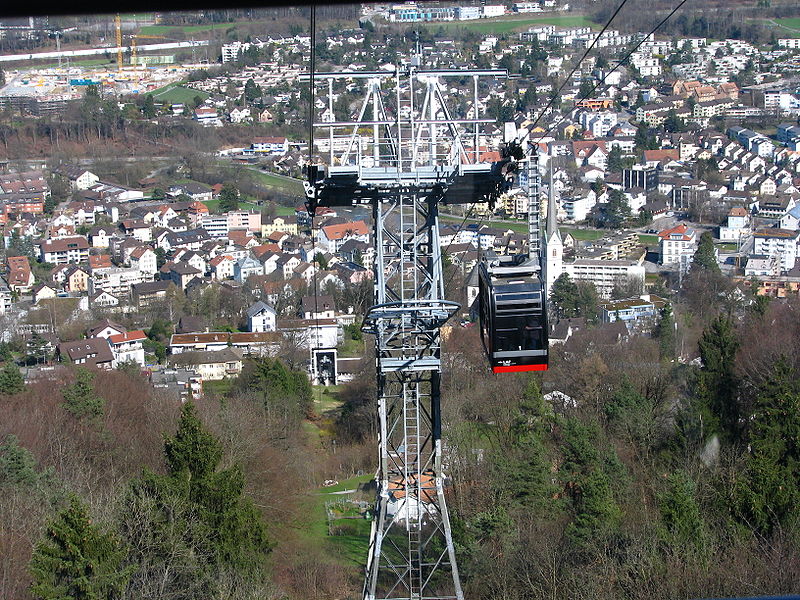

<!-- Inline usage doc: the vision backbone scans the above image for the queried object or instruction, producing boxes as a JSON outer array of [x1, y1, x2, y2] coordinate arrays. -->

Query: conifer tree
[[0, 363, 24, 395], [29, 495, 131, 600], [696, 314, 740, 441]]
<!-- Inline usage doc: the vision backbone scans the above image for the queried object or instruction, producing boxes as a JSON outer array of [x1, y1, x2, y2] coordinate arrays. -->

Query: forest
[[2, 245, 800, 599]]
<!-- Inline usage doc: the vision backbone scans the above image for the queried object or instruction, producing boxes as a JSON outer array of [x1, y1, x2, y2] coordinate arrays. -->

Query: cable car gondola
[[478, 254, 548, 373]]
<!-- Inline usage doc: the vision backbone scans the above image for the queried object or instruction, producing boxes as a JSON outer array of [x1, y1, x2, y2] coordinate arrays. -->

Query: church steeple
[[544, 158, 563, 299]]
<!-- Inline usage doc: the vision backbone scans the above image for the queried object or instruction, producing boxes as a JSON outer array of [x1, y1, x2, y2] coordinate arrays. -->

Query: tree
[[62, 368, 104, 419], [603, 188, 631, 229], [29, 495, 132, 600], [0, 363, 24, 395], [550, 272, 579, 320], [734, 359, 800, 533], [692, 231, 720, 274], [695, 314, 740, 441], [578, 79, 595, 99], [559, 418, 621, 548], [657, 470, 705, 550], [123, 402, 272, 596], [141, 94, 156, 119], [243, 78, 261, 103], [655, 305, 676, 361], [663, 109, 684, 133], [218, 183, 240, 212], [606, 146, 625, 173]]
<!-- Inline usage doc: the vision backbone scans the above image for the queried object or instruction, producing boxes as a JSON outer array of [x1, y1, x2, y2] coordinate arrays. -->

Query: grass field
[[139, 21, 261, 36], [203, 198, 262, 213], [638, 234, 660, 246], [247, 169, 305, 195], [275, 203, 298, 216], [149, 82, 209, 105], [562, 227, 607, 241], [419, 14, 595, 35], [292, 473, 374, 566]]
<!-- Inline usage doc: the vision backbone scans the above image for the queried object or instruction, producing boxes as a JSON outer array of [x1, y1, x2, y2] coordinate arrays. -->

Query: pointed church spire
[[546, 158, 560, 242]]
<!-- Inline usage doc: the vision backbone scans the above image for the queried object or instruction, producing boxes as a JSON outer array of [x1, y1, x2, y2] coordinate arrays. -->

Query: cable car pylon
[[303, 54, 520, 599]]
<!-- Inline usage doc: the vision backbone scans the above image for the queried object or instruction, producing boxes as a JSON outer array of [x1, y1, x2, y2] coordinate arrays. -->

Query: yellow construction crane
[[115, 14, 122, 72]]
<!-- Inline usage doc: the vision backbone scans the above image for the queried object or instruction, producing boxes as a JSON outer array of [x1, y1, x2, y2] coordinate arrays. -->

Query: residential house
[[169, 348, 244, 380], [301, 295, 336, 320], [247, 300, 277, 332], [32, 282, 57, 303], [209, 254, 235, 280], [57, 338, 114, 369], [169, 262, 203, 290], [753, 228, 800, 271], [658, 224, 697, 267], [720, 207, 751, 242], [132, 280, 175, 307], [108, 330, 147, 367], [317, 221, 370, 253], [234, 255, 263, 283], [39, 236, 90, 265]]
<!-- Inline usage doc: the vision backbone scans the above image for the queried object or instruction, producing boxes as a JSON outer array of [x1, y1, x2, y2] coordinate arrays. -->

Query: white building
[[247, 301, 277, 333], [753, 228, 800, 271], [658, 224, 697, 266], [719, 207, 751, 242], [563, 259, 645, 299], [108, 330, 147, 367]]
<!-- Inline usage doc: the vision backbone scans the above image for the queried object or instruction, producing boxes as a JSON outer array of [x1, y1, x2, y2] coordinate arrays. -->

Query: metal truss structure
[[304, 59, 520, 600]]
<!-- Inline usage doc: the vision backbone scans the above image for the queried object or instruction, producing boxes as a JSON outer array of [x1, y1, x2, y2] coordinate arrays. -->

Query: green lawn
[[275, 203, 298, 216], [339, 336, 366, 358], [202, 379, 233, 397], [292, 473, 374, 566], [638, 234, 660, 246], [313, 384, 344, 416], [139, 21, 263, 36], [562, 227, 607, 241], [247, 169, 305, 195], [203, 198, 262, 213], [149, 82, 209, 105], [717, 242, 739, 252], [418, 13, 594, 35]]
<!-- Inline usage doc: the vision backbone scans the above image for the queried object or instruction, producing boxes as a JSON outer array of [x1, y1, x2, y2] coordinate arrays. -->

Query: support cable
[[525, 0, 632, 134], [530, 0, 690, 146]]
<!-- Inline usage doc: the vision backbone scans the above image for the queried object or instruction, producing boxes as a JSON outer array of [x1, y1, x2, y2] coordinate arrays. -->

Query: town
[[2, 2, 800, 600]]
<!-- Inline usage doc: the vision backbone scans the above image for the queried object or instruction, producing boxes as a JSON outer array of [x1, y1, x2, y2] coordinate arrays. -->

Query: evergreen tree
[[559, 418, 621, 547], [692, 231, 719, 273], [0, 363, 24, 395], [141, 94, 156, 118], [734, 359, 800, 533], [243, 78, 261, 103], [655, 305, 676, 361], [124, 402, 272, 595], [657, 470, 705, 549], [550, 272, 579, 319], [492, 378, 558, 516], [575, 281, 600, 322], [603, 189, 631, 228], [218, 183, 240, 212], [607, 145, 625, 173], [29, 495, 132, 600], [0, 434, 40, 487], [695, 314, 740, 441], [62, 368, 104, 420]]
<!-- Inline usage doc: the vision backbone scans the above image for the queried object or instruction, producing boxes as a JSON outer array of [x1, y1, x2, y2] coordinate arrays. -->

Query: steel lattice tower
[[304, 60, 517, 600]]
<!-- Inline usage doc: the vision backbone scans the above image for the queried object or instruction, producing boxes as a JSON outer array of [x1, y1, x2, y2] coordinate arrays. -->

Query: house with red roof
[[658, 223, 697, 266], [108, 330, 147, 367], [317, 220, 370, 253]]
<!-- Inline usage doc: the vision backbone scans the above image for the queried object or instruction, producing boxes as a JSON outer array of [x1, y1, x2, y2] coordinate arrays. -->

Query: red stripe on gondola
[[492, 364, 548, 373]]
